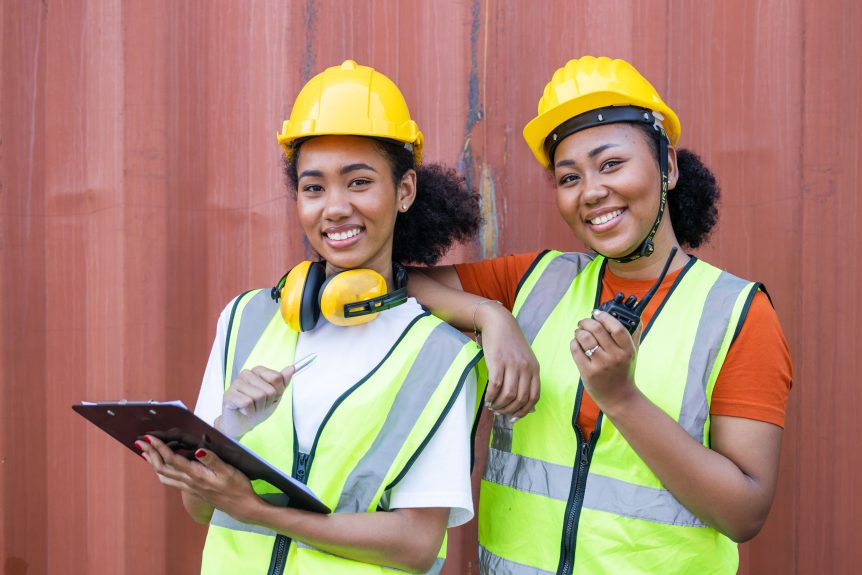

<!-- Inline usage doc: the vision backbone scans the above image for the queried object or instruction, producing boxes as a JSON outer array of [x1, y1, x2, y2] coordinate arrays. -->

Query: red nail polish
[[140, 436, 152, 445], [134, 441, 144, 451], [195, 449, 206, 459]]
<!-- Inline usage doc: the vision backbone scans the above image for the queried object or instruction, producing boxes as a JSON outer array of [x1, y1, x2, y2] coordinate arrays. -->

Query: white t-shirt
[[195, 296, 475, 528]]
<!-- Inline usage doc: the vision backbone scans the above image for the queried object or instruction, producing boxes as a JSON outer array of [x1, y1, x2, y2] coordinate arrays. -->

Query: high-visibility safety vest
[[200, 289, 484, 575], [478, 251, 763, 575]]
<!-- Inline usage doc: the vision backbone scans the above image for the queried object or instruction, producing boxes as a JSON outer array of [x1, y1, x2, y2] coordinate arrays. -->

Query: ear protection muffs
[[272, 261, 408, 332]]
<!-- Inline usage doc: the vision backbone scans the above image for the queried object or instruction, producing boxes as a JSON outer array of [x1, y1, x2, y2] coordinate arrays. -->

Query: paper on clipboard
[[73, 400, 329, 514]]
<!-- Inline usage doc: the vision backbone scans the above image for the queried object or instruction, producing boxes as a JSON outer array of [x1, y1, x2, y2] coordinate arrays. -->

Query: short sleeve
[[380, 371, 477, 528], [454, 252, 543, 310], [710, 290, 793, 427], [193, 299, 237, 426]]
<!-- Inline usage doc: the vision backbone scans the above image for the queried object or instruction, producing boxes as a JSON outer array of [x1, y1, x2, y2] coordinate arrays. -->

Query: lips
[[322, 225, 365, 248], [325, 227, 362, 241], [588, 208, 624, 226]]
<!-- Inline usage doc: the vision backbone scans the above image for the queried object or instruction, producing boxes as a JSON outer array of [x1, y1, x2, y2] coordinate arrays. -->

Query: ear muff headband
[[273, 261, 408, 331]]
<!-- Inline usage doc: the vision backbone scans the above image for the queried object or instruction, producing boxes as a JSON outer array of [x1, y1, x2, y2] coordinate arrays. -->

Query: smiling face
[[552, 122, 678, 260], [294, 135, 415, 281]]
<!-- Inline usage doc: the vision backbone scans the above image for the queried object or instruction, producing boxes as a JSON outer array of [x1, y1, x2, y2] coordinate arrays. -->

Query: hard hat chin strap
[[602, 131, 669, 264]]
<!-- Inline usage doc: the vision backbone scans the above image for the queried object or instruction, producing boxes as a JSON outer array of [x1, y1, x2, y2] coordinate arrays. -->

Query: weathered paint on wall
[[2, 1, 859, 573]]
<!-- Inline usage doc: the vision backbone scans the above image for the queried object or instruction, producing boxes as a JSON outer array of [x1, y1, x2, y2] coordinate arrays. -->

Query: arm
[[572, 310, 783, 542], [408, 267, 540, 418], [138, 437, 447, 573]]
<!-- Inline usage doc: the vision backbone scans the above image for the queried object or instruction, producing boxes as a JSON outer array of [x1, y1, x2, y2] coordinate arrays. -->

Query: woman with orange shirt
[[409, 56, 791, 574]]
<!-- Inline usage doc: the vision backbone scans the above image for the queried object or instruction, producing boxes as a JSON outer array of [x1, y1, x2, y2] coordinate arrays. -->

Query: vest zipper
[[555, 386, 602, 575], [556, 425, 593, 575], [267, 452, 310, 575]]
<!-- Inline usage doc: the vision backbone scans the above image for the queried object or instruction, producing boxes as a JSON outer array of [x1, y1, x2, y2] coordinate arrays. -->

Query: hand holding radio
[[218, 354, 316, 439], [598, 247, 678, 334]]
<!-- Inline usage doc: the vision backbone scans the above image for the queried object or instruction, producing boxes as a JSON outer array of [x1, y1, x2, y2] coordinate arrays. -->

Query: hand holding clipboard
[[73, 354, 327, 514]]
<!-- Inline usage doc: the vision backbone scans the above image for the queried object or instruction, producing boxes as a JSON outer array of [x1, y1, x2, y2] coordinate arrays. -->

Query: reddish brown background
[[2, 1, 859, 574]]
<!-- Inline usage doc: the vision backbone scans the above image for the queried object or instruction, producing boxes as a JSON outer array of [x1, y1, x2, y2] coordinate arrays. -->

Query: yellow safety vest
[[479, 252, 761, 575], [200, 289, 484, 574]]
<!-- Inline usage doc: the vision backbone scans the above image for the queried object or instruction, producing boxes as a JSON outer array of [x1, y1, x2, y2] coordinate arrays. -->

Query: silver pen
[[292, 353, 317, 376]]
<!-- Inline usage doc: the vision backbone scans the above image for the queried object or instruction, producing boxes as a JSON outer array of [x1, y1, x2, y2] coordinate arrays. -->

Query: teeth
[[327, 228, 361, 241], [590, 209, 622, 225]]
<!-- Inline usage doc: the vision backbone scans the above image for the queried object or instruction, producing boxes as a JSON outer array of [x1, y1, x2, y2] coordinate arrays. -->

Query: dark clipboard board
[[73, 402, 330, 514]]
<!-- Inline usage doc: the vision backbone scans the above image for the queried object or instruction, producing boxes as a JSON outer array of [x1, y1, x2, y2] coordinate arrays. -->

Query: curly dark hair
[[633, 123, 720, 249], [284, 138, 480, 265]]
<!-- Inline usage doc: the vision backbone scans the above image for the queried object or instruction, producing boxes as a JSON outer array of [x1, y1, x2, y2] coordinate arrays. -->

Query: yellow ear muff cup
[[319, 269, 388, 327], [280, 261, 326, 332]]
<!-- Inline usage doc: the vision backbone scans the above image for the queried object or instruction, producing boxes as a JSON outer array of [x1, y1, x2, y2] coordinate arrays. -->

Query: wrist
[[595, 379, 644, 420]]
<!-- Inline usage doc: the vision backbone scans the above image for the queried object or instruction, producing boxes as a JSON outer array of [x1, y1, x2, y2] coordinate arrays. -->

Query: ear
[[666, 146, 680, 191], [397, 169, 417, 212]]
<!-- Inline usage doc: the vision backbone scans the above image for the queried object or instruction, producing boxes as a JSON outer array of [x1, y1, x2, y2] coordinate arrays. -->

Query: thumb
[[280, 365, 296, 385], [631, 321, 644, 348]]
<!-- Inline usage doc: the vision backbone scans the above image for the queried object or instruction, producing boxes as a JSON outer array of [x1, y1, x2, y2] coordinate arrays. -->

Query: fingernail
[[142, 436, 152, 445], [195, 449, 206, 459], [134, 441, 144, 451], [592, 309, 601, 318], [510, 416, 520, 423], [484, 401, 492, 409]]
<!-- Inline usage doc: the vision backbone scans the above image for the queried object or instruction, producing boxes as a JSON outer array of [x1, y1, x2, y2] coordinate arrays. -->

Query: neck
[[606, 235, 689, 281], [324, 252, 395, 289]]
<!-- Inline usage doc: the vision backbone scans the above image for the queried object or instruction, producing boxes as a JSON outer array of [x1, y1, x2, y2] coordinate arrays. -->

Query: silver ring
[[584, 345, 600, 358]]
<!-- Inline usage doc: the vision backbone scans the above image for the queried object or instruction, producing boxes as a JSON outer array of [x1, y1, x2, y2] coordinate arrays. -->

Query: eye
[[349, 177, 373, 188], [601, 159, 622, 171], [558, 173, 580, 186], [301, 183, 324, 194]]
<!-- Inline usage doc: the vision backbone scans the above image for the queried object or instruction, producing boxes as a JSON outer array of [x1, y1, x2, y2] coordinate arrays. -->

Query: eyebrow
[[554, 143, 620, 169], [340, 163, 377, 175], [298, 169, 324, 179]]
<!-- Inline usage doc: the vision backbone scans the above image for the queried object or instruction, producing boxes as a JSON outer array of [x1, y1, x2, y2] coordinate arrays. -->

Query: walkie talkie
[[598, 247, 678, 334]]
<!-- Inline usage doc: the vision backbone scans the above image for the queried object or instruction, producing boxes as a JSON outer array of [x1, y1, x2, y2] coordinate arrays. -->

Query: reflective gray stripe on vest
[[582, 472, 706, 527], [678, 271, 752, 443], [490, 415, 514, 453], [231, 289, 280, 385], [479, 545, 554, 575], [515, 252, 595, 344], [336, 323, 470, 513], [209, 492, 289, 537], [295, 541, 445, 574], [483, 447, 706, 527], [484, 447, 571, 500]]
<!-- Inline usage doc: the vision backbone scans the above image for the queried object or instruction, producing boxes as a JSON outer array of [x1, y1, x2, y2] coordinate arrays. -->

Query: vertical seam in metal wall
[[795, 4, 806, 573]]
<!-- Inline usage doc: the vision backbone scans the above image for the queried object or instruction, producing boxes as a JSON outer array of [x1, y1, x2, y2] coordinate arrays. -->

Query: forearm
[[602, 390, 778, 542], [407, 268, 491, 331], [240, 499, 447, 573]]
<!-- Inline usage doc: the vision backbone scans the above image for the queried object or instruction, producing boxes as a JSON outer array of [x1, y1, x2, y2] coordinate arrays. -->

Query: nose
[[322, 186, 352, 221], [581, 172, 609, 205]]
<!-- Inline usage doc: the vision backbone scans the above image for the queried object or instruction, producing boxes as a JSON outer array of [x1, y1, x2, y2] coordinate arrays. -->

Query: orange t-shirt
[[455, 252, 793, 437]]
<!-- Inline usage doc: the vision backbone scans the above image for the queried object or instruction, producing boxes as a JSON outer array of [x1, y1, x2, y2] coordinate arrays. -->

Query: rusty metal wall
[[2, 1, 859, 573]]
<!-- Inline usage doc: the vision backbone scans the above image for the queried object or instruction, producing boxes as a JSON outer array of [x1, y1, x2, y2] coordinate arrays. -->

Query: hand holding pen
[[217, 353, 316, 439]]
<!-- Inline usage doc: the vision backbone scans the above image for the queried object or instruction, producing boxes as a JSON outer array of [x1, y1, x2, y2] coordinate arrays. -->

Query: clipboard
[[73, 401, 330, 514]]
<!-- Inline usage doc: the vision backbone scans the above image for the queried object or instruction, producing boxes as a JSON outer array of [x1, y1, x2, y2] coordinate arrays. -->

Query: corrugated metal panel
[[2, 1, 859, 573]]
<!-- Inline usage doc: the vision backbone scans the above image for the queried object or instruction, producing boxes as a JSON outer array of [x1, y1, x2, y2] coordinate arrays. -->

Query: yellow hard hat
[[523, 56, 681, 167], [277, 60, 424, 164]]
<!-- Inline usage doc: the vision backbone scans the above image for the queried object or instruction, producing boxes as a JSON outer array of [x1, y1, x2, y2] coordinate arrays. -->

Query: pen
[[292, 353, 317, 376]]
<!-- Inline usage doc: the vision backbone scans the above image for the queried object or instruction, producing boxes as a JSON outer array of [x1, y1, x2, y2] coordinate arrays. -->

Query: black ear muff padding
[[300, 262, 326, 331]]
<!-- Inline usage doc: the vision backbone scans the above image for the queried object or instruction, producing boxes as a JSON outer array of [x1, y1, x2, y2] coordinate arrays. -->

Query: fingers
[[511, 373, 540, 419], [485, 355, 540, 418], [225, 366, 288, 415], [135, 436, 196, 486], [490, 362, 526, 415], [590, 310, 636, 350]]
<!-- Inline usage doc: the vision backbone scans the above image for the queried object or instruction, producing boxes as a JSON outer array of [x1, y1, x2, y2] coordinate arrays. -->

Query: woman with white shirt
[[135, 60, 487, 575]]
